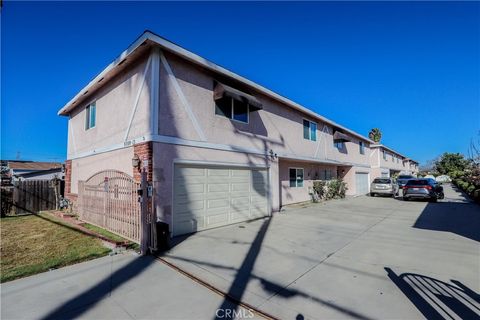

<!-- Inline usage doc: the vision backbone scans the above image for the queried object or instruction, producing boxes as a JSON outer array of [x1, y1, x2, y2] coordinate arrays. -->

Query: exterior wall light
[[132, 154, 141, 169]]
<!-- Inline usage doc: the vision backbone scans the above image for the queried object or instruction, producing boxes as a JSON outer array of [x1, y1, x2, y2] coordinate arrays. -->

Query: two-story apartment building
[[370, 145, 419, 178], [59, 31, 417, 237]]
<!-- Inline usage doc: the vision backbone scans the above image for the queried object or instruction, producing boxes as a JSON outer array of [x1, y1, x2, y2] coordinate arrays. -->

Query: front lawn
[[0, 213, 111, 283]]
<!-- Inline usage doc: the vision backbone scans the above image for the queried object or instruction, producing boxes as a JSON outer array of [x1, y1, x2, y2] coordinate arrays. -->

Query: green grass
[[82, 223, 140, 252], [82, 223, 127, 243], [0, 213, 111, 283]]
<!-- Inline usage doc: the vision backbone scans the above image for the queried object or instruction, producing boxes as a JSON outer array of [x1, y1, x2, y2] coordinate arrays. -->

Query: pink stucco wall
[[67, 53, 153, 159], [158, 52, 372, 168], [278, 160, 338, 205]]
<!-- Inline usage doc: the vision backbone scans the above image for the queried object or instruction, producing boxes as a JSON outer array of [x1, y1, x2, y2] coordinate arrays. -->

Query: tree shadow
[[385, 267, 480, 319], [412, 199, 480, 242], [39, 256, 155, 320]]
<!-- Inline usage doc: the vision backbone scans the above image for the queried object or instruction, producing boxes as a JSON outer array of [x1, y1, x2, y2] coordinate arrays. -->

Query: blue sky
[[2, 1, 479, 164]]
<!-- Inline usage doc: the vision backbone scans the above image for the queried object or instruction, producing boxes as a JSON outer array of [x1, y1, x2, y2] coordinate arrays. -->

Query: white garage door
[[173, 165, 269, 236], [355, 172, 369, 195]]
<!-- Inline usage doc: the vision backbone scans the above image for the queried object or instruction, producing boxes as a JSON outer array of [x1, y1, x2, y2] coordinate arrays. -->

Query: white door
[[173, 165, 269, 236], [355, 172, 369, 195]]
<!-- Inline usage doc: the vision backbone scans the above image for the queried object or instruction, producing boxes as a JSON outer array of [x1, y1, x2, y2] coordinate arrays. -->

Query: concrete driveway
[[1, 252, 256, 320], [163, 184, 480, 319]]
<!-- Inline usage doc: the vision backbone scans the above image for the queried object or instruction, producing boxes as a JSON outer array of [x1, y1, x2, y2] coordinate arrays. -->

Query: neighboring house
[[369, 145, 419, 178], [59, 31, 418, 237], [14, 167, 64, 181], [7, 161, 64, 182]]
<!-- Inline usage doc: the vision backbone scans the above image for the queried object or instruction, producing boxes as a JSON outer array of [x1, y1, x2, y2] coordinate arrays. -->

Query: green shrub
[[312, 181, 327, 201], [326, 179, 347, 199], [466, 185, 476, 194]]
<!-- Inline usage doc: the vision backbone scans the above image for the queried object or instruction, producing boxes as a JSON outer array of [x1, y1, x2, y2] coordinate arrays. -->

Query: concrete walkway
[[1, 253, 255, 319], [163, 184, 480, 319]]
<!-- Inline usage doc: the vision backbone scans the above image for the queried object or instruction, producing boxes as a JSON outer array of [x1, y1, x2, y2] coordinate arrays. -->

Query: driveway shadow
[[413, 201, 480, 242], [386, 268, 480, 319]]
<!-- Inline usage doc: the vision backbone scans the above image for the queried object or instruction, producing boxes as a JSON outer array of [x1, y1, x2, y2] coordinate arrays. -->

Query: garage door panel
[[173, 219, 202, 236], [175, 183, 205, 196], [208, 168, 230, 176], [206, 212, 229, 225], [174, 193, 205, 204], [175, 200, 205, 213], [175, 167, 205, 178], [232, 197, 250, 209], [251, 206, 268, 218], [207, 183, 229, 192], [231, 210, 251, 222], [173, 165, 269, 236], [231, 182, 249, 192]]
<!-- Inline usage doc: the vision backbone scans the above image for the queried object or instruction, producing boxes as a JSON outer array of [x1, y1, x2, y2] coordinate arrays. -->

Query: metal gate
[[78, 170, 142, 243]]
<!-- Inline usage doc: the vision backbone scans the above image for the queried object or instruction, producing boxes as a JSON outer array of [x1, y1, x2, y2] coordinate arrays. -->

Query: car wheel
[[429, 197, 438, 203], [403, 197, 409, 201], [370, 193, 376, 197]]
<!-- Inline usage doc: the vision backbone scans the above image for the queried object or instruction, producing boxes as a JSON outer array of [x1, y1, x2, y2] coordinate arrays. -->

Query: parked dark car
[[403, 178, 444, 202], [397, 174, 415, 189]]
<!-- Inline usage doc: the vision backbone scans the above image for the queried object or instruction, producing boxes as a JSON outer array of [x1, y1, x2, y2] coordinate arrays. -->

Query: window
[[383, 150, 387, 160], [303, 120, 317, 141], [85, 102, 96, 130], [359, 141, 365, 154], [334, 141, 344, 149], [215, 97, 249, 123], [289, 168, 304, 187], [391, 154, 394, 161]]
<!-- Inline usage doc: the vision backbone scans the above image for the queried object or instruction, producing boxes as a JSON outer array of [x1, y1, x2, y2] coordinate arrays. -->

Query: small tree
[[434, 153, 469, 175], [368, 128, 382, 143]]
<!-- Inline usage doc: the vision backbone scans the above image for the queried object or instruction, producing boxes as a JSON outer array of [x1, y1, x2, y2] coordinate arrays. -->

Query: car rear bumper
[[371, 189, 395, 195]]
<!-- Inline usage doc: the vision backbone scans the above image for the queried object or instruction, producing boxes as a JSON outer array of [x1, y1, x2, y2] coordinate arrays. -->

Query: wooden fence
[[78, 170, 142, 243], [7, 180, 63, 215]]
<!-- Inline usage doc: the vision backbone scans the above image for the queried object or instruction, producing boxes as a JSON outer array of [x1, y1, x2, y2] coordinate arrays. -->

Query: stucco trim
[[160, 50, 207, 141], [173, 159, 270, 169], [68, 133, 374, 169], [123, 54, 153, 142]]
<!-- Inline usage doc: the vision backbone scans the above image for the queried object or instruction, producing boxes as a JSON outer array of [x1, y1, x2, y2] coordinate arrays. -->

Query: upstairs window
[[289, 168, 304, 187], [359, 141, 365, 155], [215, 97, 249, 123], [334, 141, 344, 149], [303, 120, 317, 141], [85, 102, 96, 130], [383, 150, 387, 160]]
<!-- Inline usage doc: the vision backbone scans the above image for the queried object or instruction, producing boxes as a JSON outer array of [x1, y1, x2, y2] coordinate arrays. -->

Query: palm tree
[[369, 128, 382, 143]]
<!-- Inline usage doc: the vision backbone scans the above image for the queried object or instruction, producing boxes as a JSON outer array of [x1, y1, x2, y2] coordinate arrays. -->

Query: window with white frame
[[359, 141, 365, 155], [289, 168, 304, 187], [383, 150, 387, 160], [85, 102, 96, 130], [215, 97, 249, 123], [303, 120, 317, 141]]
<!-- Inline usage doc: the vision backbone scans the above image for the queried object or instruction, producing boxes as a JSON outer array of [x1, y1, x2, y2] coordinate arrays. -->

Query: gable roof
[[57, 30, 374, 144]]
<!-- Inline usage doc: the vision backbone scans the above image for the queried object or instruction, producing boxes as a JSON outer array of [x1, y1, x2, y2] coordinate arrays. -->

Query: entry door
[[173, 165, 269, 236], [355, 172, 369, 195]]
